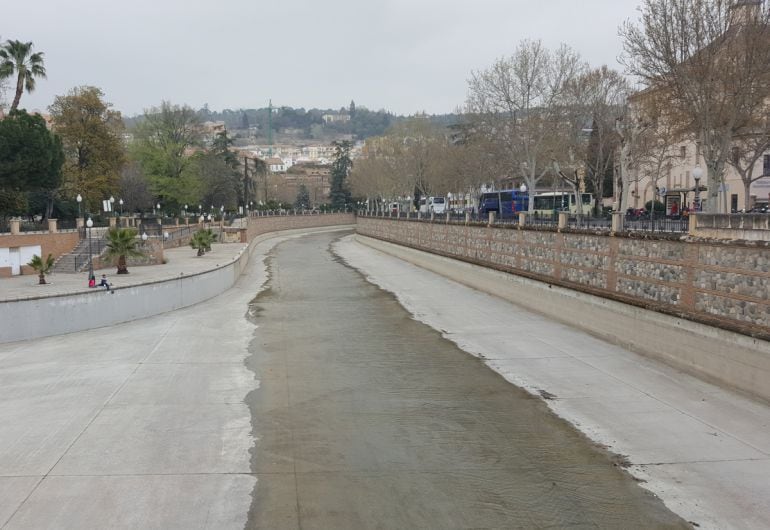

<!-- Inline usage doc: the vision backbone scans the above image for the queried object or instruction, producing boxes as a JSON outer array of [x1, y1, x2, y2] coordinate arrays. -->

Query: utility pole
[[243, 156, 250, 209], [267, 99, 273, 157]]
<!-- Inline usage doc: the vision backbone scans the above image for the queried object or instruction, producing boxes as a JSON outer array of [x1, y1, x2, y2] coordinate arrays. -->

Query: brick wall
[[0, 231, 80, 277], [357, 218, 770, 337]]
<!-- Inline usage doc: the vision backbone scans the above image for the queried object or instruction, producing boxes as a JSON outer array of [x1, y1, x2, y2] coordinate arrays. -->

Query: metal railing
[[625, 217, 689, 233], [20, 221, 47, 233], [358, 211, 692, 234], [568, 216, 612, 230]]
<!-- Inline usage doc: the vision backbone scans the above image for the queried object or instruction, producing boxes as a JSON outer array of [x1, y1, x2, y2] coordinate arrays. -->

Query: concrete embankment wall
[[0, 219, 354, 344], [355, 220, 770, 403]]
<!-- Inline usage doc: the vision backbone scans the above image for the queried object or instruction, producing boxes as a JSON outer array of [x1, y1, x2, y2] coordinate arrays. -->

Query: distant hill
[[124, 104, 461, 142]]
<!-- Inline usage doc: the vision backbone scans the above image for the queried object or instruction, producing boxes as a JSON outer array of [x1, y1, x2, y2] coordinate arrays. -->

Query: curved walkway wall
[[0, 215, 354, 344], [356, 218, 770, 403]]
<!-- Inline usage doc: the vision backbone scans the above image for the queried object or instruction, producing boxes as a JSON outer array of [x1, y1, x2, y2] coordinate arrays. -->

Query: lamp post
[[86, 217, 94, 284], [692, 166, 703, 212], [76, 194, 83, 220], [141, 232, 148, 247], [119, 198, 124, 216], [109, 196, 115, 216]]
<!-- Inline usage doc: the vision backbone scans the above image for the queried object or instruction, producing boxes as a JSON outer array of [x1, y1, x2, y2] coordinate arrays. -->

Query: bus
[[428, 196, 446, 214], [533, 192, 593, 215], [418, 196, 447, 214], [477, 190, 529, 219]]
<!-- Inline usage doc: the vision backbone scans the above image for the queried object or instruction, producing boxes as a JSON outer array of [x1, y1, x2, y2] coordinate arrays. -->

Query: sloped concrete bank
[[356, 234, 770, 404], [0, 225, 353, 344]]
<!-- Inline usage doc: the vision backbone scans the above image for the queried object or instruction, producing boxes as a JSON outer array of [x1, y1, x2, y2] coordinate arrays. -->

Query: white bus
[[428, 196, 446, 214], [533, 192, 593, 215]]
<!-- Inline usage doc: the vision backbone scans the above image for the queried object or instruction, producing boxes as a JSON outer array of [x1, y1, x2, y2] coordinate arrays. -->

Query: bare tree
[[621, 0, 770, 213], [118, 161, 153, 213], [467, 40, 585, 211], [620, 93, 681, 216], [727, 111, 770, 209], [555, 66, 629, 214]]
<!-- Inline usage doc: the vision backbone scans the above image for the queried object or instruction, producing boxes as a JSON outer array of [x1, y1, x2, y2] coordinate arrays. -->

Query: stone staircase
[[52, 229, 109, 274]]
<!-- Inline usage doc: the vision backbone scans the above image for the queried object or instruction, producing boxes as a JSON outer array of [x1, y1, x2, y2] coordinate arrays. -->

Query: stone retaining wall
[[357, 218, 770, 337], [246, 213, 355, 243]]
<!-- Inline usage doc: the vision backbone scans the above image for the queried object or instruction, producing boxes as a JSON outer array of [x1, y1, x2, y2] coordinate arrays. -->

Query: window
[[732, 147, 741, 165], [764, 154, 770, 176], [680, 146, 687, 160]]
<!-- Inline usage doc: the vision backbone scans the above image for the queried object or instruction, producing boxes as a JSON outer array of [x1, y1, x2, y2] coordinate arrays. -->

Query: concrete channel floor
[[0, 229, 765, 528], [0, 236, 276, 529], [335, 234, 770, 530], [245, 232, 687, 529]]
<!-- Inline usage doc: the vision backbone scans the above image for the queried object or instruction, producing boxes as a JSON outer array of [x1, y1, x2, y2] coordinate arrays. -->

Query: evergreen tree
[[329, 140, 353, 209], [240, 111, 249, 129], [294, 184, 310, 209], [0, 110, 63, 218]]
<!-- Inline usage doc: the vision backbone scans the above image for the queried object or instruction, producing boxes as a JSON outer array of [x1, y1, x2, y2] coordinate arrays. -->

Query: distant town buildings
[[322, 112, 351, 124]]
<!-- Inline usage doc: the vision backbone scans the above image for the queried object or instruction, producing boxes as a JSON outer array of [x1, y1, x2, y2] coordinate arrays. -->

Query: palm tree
[[105, 228, 144, 274], [190, 229, 215, 256], [0, 40, 46, 112], [28, 254, 55, 285]]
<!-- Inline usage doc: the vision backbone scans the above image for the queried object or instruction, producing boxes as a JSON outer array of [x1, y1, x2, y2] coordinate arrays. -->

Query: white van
[[428, 196, 446, 214]]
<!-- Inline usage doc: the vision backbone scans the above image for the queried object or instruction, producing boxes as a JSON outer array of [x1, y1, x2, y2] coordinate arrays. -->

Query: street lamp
[[109, 196, 115, 216], [86, 217, 94, 284], [141, 232, 148, 247], [76, 194, 82, 220], [692, 166, 703, 212], [119, 198, 124, 216]]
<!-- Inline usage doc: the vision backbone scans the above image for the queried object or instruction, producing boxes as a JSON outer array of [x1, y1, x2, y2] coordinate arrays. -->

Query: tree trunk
[[117, 255, 129, 274], [38, 272, 46, 285], [745, 177, 752, 212], [10, 72, 24, 112]]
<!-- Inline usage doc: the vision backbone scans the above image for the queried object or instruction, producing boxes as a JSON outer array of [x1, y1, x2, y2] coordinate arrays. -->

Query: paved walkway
[[0, 243, 248, 302]]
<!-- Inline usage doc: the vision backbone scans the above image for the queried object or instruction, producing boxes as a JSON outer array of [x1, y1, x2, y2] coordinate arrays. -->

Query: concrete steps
[[52, 230, 109, 274]]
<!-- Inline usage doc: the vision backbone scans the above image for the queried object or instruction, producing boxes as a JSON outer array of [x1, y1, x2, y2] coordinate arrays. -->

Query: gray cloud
[[4, 0, 640, 116]]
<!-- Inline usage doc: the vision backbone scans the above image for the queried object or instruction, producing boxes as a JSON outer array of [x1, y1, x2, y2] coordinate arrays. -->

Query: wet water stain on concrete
[[243, 232, 689, 529]]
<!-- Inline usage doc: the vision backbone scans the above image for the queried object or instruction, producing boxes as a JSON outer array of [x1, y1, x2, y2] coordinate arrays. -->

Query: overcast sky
[[5, 0, 642, 117]]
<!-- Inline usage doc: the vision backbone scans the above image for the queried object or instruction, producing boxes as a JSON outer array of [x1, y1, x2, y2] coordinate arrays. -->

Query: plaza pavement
[[0, 243, 250, 302]]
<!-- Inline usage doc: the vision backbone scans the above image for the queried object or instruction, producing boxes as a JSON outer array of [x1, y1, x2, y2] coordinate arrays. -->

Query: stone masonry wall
[[246, 213, 355, 243], [357, 217, 770, 335]]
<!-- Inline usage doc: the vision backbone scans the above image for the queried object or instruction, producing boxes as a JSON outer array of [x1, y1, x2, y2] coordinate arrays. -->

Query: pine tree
[[294, 184, 311, 209], [329, 140, 353, 209]]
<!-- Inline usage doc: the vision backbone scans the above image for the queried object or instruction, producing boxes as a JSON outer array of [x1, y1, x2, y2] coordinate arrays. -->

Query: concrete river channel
[[244, 232, 687, 528], [0, 229, 689, 529]]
